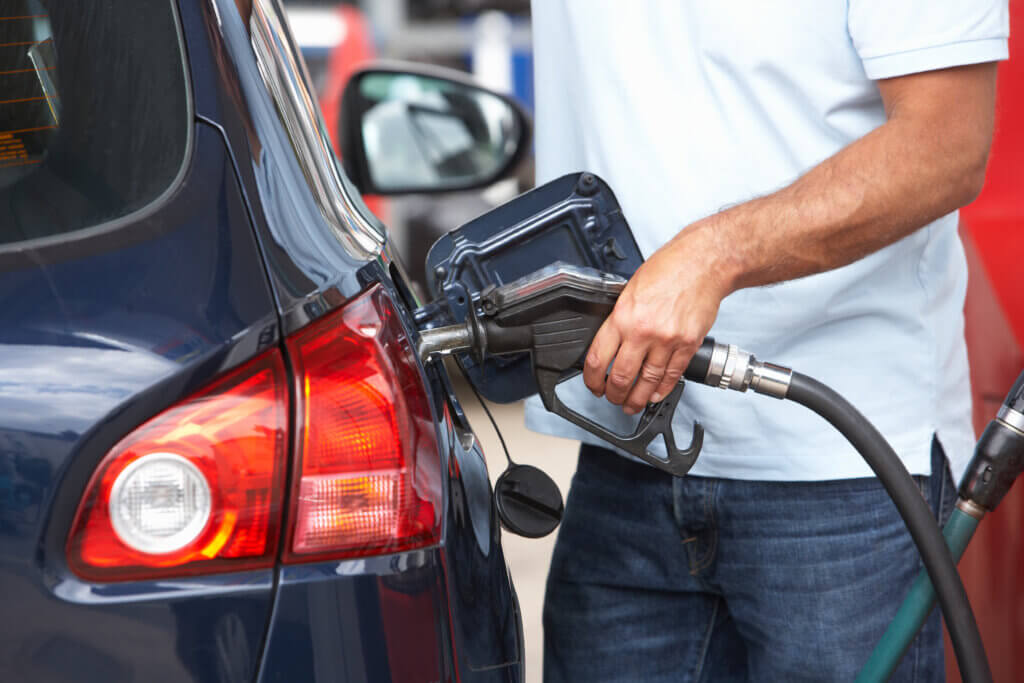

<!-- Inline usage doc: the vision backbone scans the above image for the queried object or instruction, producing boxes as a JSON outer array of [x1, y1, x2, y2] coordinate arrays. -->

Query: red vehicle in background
[[955, 4, 1024, 679], [313, 4, 389, 222]]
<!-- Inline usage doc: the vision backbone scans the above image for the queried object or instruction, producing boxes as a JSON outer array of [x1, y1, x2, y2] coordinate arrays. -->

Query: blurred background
[[281, 3, 573, 681], [285, 0, 534, 292], [284, 3, 1024, 682]]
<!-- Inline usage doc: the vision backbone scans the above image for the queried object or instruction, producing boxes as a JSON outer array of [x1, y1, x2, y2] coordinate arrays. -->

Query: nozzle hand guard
[[535, 366, 703, 475]]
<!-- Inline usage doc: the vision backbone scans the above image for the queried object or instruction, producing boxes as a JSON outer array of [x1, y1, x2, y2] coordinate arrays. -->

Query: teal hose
[[856, 505, 981, 683]]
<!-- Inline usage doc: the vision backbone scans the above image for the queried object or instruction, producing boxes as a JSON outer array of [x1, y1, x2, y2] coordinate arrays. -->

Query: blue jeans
[[543, 440, 956, 682]]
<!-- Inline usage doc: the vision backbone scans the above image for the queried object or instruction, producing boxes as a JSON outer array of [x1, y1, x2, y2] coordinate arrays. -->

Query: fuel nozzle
[[958, 370, 1024, 516], [416, 263, 705, 475]]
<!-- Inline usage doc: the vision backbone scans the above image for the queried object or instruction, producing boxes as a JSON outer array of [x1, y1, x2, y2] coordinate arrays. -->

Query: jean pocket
[[930, 436, 958, 524]]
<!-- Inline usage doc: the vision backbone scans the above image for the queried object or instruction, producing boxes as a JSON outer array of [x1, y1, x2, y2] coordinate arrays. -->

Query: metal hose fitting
[[701, 342, 792, 399]]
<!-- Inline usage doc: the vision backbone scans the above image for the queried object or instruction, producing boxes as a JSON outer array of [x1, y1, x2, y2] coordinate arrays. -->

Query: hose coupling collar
[[702, 341, 791, 398], [706, 343, 752, 391], [996, 405, 1024, 436]]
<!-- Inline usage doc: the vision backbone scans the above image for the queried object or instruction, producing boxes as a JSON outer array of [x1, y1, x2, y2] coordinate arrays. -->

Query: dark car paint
[[0, 122, 280, 682], [257, 550, 453, 682], [0, 0, 523, 681], [180, 0, 378, 330]]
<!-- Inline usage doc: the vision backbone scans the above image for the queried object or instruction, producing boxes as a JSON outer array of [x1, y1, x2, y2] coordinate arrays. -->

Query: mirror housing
[[340, 62, 531, 195]]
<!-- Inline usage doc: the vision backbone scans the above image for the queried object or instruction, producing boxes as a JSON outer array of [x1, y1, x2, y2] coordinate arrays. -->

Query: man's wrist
[[676, 213, 746, 299]]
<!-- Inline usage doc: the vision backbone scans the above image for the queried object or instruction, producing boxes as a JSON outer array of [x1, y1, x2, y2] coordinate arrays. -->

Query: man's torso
[[525, 0, 1007, 481]]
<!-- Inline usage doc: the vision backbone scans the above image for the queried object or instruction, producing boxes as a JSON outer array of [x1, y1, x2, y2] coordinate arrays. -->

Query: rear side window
[[0, 0, 189, 247]]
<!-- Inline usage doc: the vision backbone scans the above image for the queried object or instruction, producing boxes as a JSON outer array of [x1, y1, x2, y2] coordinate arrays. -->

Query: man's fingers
[[603, 341, 648, 407], [650, 348, 690, 405], [622, 346, 672, 415], [583, 321, 621, 397]]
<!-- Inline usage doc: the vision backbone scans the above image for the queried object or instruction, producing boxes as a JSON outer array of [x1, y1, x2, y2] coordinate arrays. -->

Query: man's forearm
[[685, 63, 997, 295], [583, 62, 997, 413]]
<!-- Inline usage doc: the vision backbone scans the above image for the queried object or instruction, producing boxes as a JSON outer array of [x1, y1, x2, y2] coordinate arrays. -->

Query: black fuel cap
[[494, 464, 564, 538]]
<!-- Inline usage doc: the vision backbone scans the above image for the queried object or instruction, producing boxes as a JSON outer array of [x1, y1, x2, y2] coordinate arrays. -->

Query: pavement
[[452, 374, 580, 683]]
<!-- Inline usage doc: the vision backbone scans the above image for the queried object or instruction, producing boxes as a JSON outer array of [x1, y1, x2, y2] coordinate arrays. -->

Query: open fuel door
[[415, 172, 644, 403]]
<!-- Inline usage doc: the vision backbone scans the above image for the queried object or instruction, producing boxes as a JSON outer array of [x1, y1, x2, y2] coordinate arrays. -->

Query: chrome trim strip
[[250, 0, 385, 260]]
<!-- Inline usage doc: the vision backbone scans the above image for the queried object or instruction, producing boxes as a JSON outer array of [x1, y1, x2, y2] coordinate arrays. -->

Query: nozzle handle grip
[[535, 367, 704, 476]]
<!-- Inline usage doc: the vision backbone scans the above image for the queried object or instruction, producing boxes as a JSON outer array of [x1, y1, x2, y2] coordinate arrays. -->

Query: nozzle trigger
[[536, 369, 703, 476]]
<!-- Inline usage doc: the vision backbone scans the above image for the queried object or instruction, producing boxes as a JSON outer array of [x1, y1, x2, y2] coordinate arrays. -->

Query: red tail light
[[67, 285, 441, 581], [283, 284, 442, 562], [67, 350, 289, 581]]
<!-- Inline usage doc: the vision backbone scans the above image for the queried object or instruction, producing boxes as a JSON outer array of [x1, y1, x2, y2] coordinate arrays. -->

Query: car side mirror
[[340, 63, 530, 195]]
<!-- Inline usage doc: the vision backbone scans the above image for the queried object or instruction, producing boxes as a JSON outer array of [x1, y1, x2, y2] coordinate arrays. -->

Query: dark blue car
[[0, 0, 536, 680]]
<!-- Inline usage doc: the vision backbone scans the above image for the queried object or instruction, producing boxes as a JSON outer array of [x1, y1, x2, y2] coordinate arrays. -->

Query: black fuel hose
[[786, 373, 991, 683], [421, 320, 991, 679]]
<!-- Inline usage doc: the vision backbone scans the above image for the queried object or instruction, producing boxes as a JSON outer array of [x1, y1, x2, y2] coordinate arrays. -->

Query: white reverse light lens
[[109, 453, 212, 554]]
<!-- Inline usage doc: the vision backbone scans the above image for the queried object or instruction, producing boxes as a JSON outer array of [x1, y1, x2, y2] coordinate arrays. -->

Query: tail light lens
[[67, 351, 288, 581], [283, 284, 442, 562], [67, 285, 441, 581]]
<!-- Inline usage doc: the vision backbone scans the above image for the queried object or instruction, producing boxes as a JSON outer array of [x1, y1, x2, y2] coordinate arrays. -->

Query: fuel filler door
[[415, 172, 644, 403]]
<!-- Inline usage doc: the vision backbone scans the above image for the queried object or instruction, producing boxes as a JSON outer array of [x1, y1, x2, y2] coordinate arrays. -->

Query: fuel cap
[[494, 464, 564, 538]]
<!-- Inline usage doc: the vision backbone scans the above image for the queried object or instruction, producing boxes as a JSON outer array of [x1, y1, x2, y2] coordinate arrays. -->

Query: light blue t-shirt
[[526, 1, 1009, 482]]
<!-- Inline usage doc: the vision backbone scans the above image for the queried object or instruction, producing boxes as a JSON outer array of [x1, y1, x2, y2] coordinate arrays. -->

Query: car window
[[0, 0, 189, 248]]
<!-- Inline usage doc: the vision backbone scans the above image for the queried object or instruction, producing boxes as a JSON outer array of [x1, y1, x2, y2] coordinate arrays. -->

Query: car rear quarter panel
[[255, 362, 523, 682], [0, 123, 280, 683]]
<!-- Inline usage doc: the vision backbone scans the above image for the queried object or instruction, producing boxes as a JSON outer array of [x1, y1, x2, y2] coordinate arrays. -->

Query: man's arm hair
[[587, 62, 999, 413], [695, 62, 998, 293]]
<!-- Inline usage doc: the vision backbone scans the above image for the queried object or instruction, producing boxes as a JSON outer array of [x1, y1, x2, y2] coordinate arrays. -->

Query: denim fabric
[[543, 440, 956, 682]]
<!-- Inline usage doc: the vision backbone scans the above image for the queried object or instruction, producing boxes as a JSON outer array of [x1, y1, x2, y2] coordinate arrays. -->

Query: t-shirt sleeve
[[848, 1, 1009, 80]]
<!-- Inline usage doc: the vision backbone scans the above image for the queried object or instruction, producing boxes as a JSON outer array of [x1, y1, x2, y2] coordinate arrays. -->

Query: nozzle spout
[[417, 323, 475, 363]]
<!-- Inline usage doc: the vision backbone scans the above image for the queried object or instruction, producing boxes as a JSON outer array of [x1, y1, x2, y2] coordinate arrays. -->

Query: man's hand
[[582, 221, 734, 415], [582, 62, 997, 416]]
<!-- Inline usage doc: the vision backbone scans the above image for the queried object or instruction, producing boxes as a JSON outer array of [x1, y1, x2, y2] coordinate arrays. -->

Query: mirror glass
[[356, 72, 524, 193]]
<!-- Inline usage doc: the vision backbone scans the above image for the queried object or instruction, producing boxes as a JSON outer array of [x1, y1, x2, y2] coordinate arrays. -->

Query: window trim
[[248, 0, 385, 262]]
